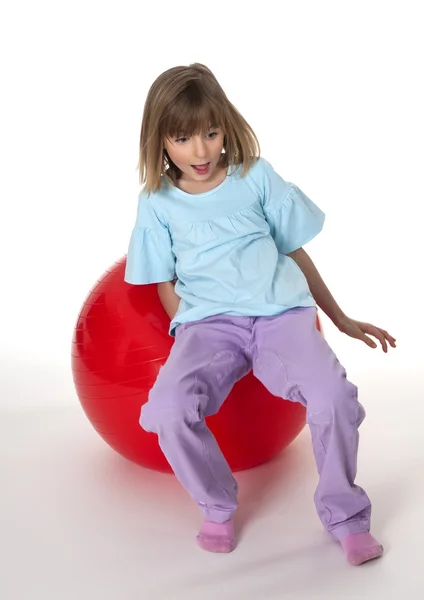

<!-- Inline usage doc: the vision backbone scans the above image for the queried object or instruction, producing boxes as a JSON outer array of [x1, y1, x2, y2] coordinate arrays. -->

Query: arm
[[287, 247, 396, 352], [157, 279, 180, 319], [287, 247, 345, 327]]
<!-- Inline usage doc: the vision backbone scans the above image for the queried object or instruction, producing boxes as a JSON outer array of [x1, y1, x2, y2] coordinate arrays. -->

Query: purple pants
[[140, 307, 371, 541]]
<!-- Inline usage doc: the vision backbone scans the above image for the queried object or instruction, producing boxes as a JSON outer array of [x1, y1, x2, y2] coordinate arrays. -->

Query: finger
[[348, 322, 377, 348], [375, 330, 388, 352], [361, 324, 388, 352], [378, 329, 397, 347], [371, 327, 395, 350], [358, 332, 378, 349]]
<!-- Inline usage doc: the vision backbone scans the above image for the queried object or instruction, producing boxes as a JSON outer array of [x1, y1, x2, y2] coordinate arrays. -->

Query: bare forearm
[[157, 280, 180, 319], [288, 248, 346, 327]]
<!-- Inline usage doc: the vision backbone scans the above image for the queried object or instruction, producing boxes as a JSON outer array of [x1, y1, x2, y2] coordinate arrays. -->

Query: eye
[[174, 130, 218, 143]]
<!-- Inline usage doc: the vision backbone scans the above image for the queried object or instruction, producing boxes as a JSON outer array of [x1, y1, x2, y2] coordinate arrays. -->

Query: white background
[[1, 1, 423, 598]]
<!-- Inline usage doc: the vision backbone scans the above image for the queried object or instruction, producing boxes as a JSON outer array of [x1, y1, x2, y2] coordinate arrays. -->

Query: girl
[[124, 63, 396, 565]]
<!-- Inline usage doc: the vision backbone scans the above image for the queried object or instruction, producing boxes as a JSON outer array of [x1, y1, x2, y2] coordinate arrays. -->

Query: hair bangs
[[162, 90, 225, 139]]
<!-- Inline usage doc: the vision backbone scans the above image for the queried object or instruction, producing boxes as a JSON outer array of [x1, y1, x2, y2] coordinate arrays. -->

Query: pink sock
[[340, 532, 384, 566], [196, 519, 235, 553]]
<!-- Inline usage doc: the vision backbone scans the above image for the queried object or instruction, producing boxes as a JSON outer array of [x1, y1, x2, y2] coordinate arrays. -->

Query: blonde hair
[[138, 63, 260, 195]]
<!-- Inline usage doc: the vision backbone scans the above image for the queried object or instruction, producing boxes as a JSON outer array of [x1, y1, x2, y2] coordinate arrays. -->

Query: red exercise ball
[[71, 256, 311, 473]]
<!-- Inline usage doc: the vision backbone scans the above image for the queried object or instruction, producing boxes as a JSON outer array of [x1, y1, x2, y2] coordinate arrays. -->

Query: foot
[[196, 519, 235, 553], [340, 532, 384, 566]]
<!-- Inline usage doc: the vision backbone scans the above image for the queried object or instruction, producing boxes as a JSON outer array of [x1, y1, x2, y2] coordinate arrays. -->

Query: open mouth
[[192, 162, 210, 174]]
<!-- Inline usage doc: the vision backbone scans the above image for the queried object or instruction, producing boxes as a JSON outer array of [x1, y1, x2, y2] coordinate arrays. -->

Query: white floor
[[1, 370, 424, 600]]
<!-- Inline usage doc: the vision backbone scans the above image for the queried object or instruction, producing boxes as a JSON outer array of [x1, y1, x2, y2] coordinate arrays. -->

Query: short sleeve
[[259, 158, 325, 254], [124, 191, 175, 284]]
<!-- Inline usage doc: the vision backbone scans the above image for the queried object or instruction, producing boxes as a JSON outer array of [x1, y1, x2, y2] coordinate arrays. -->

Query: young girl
[[124, 63, 396, 565]]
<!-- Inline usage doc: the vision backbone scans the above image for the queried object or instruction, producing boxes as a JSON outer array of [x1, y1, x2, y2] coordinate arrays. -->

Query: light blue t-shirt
[[124, 157, 325, 336]]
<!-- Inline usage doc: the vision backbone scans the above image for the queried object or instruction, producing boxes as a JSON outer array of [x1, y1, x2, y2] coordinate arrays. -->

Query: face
[[164, 127, 225, 186]]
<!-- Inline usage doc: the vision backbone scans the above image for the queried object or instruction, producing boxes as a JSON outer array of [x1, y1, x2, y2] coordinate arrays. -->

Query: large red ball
[[71, 257, 309, 473]]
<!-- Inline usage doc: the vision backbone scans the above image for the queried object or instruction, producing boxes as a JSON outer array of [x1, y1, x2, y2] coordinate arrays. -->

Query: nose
[[192, 135, 208, 160]]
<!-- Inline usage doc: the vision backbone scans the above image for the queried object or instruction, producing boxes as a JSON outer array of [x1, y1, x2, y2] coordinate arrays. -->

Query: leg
[[140, 315, 252, 549], [252, 307, 382, 563]]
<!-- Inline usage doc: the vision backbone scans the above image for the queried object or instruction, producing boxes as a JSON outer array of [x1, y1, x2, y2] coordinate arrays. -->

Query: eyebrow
[[174, 126, 219, 137]]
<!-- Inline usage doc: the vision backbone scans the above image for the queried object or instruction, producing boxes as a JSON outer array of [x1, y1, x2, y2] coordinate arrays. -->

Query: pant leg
[[141, 315, 252, 523], [251, 307, 371, 541]]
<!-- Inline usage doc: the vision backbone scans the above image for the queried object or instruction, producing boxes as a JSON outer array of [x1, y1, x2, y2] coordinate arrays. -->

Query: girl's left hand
[[336, 316, 397, 353]]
